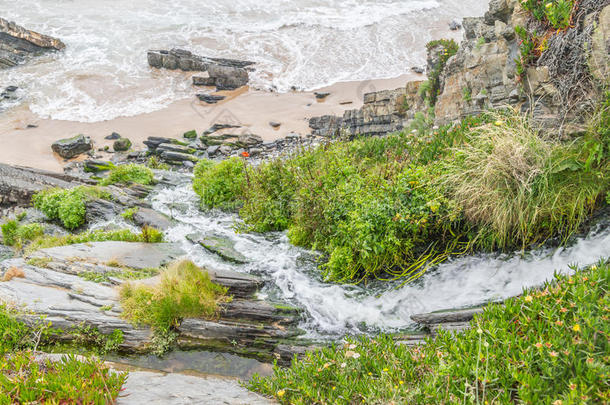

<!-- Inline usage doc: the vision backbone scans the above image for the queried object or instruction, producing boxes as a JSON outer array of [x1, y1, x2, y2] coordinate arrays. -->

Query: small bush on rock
[[119, 260, 229, 331], [100, 163, 154, 186]]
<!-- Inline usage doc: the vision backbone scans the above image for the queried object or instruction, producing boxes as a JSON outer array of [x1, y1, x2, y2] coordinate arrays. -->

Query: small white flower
[[353, 352, 361, 359], [348, 344, 357, 349], [340, 362, 347, 368]]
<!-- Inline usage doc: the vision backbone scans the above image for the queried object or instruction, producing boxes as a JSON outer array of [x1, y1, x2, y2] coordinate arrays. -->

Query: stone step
[[410, 307, 484, 325]]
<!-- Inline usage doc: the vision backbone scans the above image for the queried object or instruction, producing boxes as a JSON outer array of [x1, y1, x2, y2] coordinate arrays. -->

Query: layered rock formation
[[148, 48, 254, 90], [309, 0, 610, 138], [0, 17, 65, 69]]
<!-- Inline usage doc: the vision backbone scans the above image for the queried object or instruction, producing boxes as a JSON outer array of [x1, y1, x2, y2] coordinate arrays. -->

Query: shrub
[[193, 158, 246, 210], [32, 186, 109, 230], [119, 260, 230, 331], [1, 220, 18, 246], [249, 260, 610, 404], [100, 163, 154, 186], [521, 0, 576, 29]]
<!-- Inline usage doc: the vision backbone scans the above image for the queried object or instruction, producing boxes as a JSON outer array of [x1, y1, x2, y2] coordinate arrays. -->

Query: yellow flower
[[368, 372, 372, 376], [332, 386, 336, 390], [399, 380, 404, 385], [524, 295, 533, 303], [494, 120, 504, 126], [546, 2, 553, 7], [572, 324, 581, 332], [277, 389, 286, 398], [383, 368, 389, 372]]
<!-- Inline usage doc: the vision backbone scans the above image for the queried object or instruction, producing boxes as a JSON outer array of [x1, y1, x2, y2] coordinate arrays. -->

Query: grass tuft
[[119, 260, 230, 331], [99, 163, 155, 186]]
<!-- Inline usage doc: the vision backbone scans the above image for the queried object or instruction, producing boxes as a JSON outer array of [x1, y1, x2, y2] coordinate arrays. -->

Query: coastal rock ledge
[[0, 17, 65, 69]]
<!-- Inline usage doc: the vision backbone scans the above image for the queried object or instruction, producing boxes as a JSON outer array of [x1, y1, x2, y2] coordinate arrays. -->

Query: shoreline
[[0, 73, 420, 172]]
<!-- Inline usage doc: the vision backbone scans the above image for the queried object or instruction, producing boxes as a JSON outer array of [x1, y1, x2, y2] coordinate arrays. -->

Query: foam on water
[[150, 178, 610, 338], [0, 0, 488, 122]]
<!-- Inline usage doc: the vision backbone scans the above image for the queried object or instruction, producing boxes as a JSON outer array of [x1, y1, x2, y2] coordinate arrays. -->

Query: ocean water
[[0, 0, 488, 122]]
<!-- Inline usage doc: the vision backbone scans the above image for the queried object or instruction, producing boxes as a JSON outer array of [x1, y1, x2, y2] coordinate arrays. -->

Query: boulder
[[131, 207, 173, 231], [51, 134, 92, 159], [192, 76, 217, 86], [0, 17, 65, 69], [113, 137, 132, 152], [160, 151, 198, 163], [105, 132, 121, 140], [589, 4, 610, 83]]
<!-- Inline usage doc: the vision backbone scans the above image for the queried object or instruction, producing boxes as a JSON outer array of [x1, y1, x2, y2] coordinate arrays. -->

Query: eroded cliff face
[[435, 0, 609, 136], [0, 17, 65, 69], [310, 0, 610, 139]]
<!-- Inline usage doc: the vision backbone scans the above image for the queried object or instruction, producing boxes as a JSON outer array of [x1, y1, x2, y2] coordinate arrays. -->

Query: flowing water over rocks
[[150, 173, 610, 339]]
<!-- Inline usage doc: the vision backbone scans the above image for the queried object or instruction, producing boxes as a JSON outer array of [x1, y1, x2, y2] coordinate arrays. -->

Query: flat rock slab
[[207, 268, 262, 298], [187, 233, 248, 264], [118, 371, 274, 405], [0, 258, 152, 349], [28, 242, 185, 269]]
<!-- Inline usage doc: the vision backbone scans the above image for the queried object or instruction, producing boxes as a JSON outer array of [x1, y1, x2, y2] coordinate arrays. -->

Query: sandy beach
[[0, 73, 418, 172]]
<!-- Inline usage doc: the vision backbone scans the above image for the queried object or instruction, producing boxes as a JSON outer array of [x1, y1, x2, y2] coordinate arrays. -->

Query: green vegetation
[[249, 260, 610, 404], [121, 206, 139, 221], [192, 108, 609, 283], [521, 0, 576, 30], [99, 163, 155, 186], [80, 266, 158, 283], [421, 39, 459, 106], [119, 260, 229, 331], [193, 158, 246, 210], [147, 156, 171, 170], [0, 305, 126, 404], [23, 227, 163, 254], [1, 221, 44, 248], [32, 186, 110, 230]]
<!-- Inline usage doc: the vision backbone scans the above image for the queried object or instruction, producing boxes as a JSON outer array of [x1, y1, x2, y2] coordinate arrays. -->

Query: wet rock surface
[[147, 48, 254, 90], [0, 17, 65, 69]]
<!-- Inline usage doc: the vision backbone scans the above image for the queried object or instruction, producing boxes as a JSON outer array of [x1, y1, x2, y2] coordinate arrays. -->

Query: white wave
[[0, 0, 487, 121]]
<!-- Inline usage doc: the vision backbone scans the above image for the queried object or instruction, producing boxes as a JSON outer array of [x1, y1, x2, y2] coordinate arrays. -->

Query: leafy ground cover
[[249, 260, 610, 404]]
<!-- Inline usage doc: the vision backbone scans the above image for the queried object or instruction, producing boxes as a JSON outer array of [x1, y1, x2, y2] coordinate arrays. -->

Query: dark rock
[[411, 66, 425, 74], [411, 307, 484, 325], [197, 94, 225, 104], [221, 300, 301, 326], [157, 143, 195, 155], [160, 151, 198, 163], [183, 160, 195, 169], [218, 145, 233, 155], [192, 76, 217, 86], [105, 132, 121, 140], [202, 123, 241, 136], [113, 137, 132, 152], [143, 136, 173, 150], [147, 49, 253, 90], [51, 135, 93, 159], [183, 129, 197, 139], [449, 20, 462, 30], [236, 134, 263, 148], [269, 121, 281, 128], [85, 198, 122, 223], [309, 115, 343, 137], [0, 17, 65, 69], [314, 92, 330, 100], [132, 207, 173, 231]]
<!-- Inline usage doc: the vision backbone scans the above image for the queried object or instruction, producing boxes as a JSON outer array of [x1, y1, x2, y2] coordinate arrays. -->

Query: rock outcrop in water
[[0, 17, 65, 69], [147, 48, 254, 90]]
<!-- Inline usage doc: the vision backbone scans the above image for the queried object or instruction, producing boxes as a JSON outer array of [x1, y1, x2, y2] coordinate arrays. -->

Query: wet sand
[[0, 73, 419, 172]]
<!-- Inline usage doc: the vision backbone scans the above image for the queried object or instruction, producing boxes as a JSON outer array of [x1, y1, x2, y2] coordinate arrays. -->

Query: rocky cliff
[[310, 0, 610, 138], [0, 17, 65, 69]]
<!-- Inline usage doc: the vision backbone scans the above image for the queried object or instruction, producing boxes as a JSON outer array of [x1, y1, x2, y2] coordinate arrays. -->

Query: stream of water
[[141, 174, 610, 339]]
